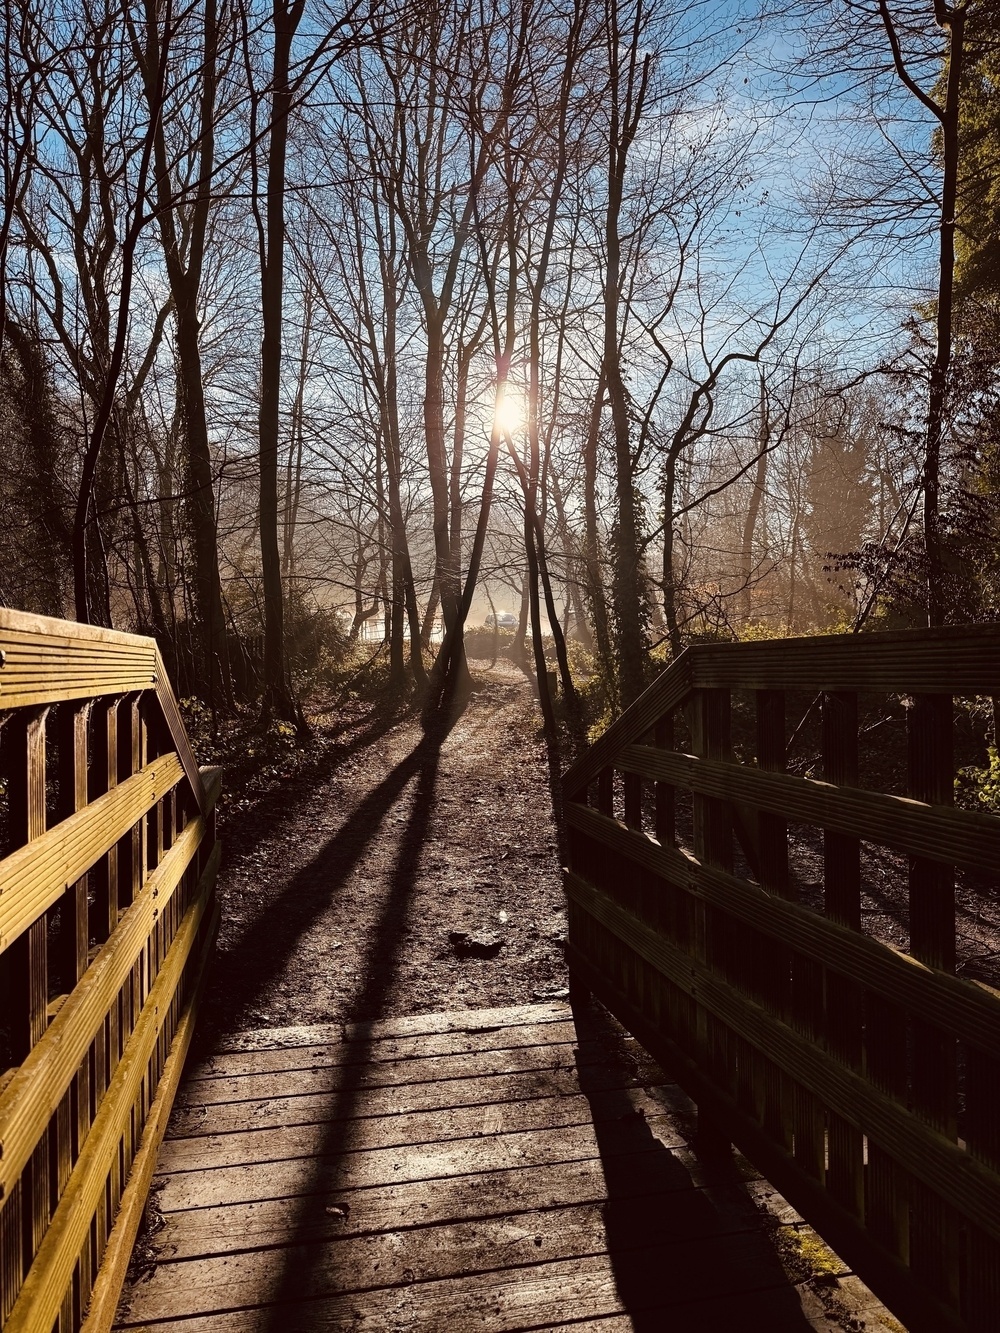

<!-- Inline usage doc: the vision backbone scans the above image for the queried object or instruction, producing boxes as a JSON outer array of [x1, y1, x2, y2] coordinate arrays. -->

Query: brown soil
[[195, 660, 567, 1051]]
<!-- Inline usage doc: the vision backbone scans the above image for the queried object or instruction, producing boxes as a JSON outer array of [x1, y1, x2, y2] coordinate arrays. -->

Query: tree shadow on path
[[198, 693, 461, 1043], [238, 694, 463, 1327]]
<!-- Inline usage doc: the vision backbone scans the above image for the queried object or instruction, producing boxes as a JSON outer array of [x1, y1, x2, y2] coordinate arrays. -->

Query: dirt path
[[196, 661, 567, 1049]]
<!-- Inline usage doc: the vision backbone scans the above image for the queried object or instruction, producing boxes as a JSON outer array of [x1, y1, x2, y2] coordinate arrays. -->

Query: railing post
[[755, 689, 792, 1150], [822, 691, 863, 1219], [907, 693, 959, 1306], [690, 687, 732, 1157], [653, 715, 674, 846], [0, 707, 51, 1318]]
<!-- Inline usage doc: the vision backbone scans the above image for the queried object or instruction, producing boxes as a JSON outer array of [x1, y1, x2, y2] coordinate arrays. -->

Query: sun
[[494, 390, 524, 435]]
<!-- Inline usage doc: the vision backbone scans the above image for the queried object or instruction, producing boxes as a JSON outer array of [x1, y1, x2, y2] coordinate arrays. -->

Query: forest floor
[[159, 659, 901, 1332]]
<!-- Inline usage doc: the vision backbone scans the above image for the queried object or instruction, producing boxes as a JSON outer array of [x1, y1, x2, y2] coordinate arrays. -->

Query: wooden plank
[[563, 625, 1000, 800], [564, 871, 1000, 1241], [690, 623, 1000, 693], [116, 695, 144, 911], [653, 714, 675, 845], [0, 753, 185, 953], [565, 801, 1000, 1057], [619, 743, 1000, 873], [563, 654, 694, 798], [113, 1243, 826, 1333], [0, 835, 218, 1199], [2, 879, 218, 1333], [169, 1062, 670, 1139], [0, 609, 157, 708], [179, 1038, 618, 1110], [90, 697, 120, 943], [3, 707, 50, 1061], [149, 1148, 771, 1262], [689, 689, 732, 1153], [117, 1203, 805, 1327], [754, 689, 793, 1153], [153, 1112, 685, 1214], [906, 692, 960, 1306], [187, 1017, 581, 1081], [153, 648, 210, 817], [822, 692, 863, 1219], [157, 1085, 672, 1175], [57, 701, 91, 990]]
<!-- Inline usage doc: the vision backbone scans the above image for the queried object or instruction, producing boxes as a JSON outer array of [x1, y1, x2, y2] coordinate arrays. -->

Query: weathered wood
[[3, 887, 219, 1333], [149, 1156, 779, 1264], [179, 1037, 634, 1112], [0, 753, 185, 952], [158, 1084, 672, 1174], [619, 743, 1000, 872], [188, 1015, 582, 1080], [0, 836, 218, 1198], [565, 871, 1000, 1244], [112, 995, 884, 1333], [565, 802, 1000, 1059], [170, 1062, 659, 1139], [118, 1206, 805, 1326], [114, 1251, 826, 1333], [0, 610, 219, 1333]]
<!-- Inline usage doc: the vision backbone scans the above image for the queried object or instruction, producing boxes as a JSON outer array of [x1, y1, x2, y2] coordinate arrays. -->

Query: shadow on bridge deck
[[110, 684, 894, 1331], [110, 985, 885, 1331]]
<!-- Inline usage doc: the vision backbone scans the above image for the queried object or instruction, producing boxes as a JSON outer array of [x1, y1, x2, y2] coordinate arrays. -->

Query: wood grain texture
[[0, 837, 219, 1197], [565, 801, 1000, 1058], [0, 610, 220, 1333], [0, 753, 185, 952], [565, 871, 1000, 1244], [110, 1002, 843, 1333], [3, 886, 219, 1333], [619, 743, 1000, 872]]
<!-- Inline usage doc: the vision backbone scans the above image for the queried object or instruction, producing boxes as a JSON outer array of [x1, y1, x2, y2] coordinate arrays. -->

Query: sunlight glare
[[494, 390, 524, 435]]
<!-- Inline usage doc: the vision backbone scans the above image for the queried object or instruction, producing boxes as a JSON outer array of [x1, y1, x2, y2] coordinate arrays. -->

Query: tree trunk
[[257, 0, 304, 722]]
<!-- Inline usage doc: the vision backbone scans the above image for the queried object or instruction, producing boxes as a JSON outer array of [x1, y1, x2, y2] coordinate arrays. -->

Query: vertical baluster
[[789, 673, 826, 1186], [623, 755, 642, 830], [90, 698, 120, 942], [56, 701, 91, 1331], [596, 766, 613, 817], [756, 689, 792, 1150], [907, 692, 959, 1305], [2, 707, 51, 1308], [117, 694, 143, 911], [653, 715, 675, 846], [822, 691, 864, 1220], [690, 688, 732, 1154]]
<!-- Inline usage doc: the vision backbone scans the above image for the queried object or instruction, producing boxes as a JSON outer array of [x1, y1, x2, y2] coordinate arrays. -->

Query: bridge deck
[[113, 1001, 882, 1332]]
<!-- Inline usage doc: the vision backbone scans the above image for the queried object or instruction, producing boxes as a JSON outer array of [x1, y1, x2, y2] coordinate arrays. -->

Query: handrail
[[0, 610, 221, 1332], [565, 622, 1000, 798], [564, 623, 1000, 1333]]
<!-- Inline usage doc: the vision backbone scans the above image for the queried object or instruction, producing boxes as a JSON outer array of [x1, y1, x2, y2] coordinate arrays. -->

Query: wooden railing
[[563, 625, 1000, 1333], [0, 609, 221, 1332]]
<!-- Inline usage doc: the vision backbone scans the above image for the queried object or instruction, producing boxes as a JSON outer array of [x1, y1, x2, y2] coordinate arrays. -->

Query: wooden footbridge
[[1, 609, 999, 1331]]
